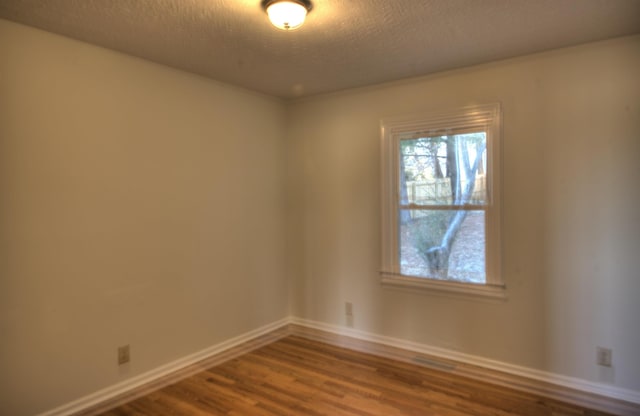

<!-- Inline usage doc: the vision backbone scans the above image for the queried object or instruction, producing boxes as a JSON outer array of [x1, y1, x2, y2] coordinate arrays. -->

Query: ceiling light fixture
[[262, 0, 312, 31]]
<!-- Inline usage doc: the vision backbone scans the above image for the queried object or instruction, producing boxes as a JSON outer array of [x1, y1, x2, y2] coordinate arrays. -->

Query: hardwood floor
[[100, 336, 611, 416]]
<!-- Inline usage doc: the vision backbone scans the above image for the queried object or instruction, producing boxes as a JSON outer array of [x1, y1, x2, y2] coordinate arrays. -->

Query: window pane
[[399, 133, 487, 206], [399, 209, 486, 283]]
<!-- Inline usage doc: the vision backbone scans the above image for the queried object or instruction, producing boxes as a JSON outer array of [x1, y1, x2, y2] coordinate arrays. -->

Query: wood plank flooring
[[100, 336, 612, 416]]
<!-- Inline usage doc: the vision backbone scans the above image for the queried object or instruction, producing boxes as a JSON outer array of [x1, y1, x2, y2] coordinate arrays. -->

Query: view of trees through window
[[399, 133, 487, 283]]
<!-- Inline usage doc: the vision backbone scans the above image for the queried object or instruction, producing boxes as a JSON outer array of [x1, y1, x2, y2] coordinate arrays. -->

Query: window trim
[[380, 103, 504, 299]]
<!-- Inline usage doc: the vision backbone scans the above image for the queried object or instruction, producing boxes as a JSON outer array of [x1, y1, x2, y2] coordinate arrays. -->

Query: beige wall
[[286, 35, 640, 392], [2, 17, 640, 416], [0, 20, 288, 415]]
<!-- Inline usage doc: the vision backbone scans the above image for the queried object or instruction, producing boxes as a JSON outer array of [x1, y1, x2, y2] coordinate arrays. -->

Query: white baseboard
[[38, 318, 292, 416], [37, 316, 640, 416], [289, 317, 640, 416]]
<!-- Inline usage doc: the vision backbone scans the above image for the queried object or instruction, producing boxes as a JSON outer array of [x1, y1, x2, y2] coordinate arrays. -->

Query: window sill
[[380, 273, 507, 300]]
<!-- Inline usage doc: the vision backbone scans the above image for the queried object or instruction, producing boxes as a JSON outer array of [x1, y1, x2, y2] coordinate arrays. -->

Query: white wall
[[286, 35, 640, 393], [0, 19, 288, 416], [2, 16, 639, 416]]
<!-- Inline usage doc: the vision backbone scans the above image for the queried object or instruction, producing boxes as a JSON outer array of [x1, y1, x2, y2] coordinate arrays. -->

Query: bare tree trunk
[[399, 147, 412, 225], [425, 139, 486, 279], [431, 141, 444, 178], [445, 136, 458, 202]]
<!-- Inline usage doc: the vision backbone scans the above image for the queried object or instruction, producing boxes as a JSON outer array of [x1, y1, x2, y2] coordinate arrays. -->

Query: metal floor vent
[[412, 356, 456, 372]]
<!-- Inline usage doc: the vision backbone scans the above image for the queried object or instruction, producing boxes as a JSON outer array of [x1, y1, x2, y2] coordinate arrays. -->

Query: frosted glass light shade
[[266, 0, 308, 30]]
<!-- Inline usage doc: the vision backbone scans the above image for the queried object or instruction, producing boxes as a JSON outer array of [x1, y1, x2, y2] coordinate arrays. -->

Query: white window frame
[[380, 103, 505, 299]]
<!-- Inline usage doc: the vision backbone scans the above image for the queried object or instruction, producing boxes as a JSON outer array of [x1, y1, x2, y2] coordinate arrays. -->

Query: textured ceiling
[[1, 0, 639, 99]]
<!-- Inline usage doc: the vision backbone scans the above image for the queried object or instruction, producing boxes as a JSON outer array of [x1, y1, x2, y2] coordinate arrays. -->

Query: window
[[380, 103, 504, 298]]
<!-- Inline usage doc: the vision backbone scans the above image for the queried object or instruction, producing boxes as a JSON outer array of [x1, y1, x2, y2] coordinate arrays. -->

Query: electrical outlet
[[118, 345, 130, 365], [596, 347, 612, 367], [345, 302, 353, 316]]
